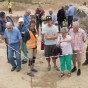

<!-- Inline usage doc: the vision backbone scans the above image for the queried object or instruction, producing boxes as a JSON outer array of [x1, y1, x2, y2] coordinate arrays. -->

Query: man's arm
[[82, 31, 87, 42], [44, 32, 58, 40], [19, 39, 22, 50]]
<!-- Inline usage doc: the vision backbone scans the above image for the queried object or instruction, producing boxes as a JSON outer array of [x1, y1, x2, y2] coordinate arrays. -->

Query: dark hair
[[29, 20, 36, 25], [0, 12, 5, 18]]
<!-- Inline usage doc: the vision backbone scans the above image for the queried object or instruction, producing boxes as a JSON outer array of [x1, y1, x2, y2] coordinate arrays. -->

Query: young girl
[[26, 20, 38, 77], [57, 27, 72, 77]]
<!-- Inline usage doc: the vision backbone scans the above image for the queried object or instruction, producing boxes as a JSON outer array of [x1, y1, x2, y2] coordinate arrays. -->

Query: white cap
[[18, 17, 24, 22]]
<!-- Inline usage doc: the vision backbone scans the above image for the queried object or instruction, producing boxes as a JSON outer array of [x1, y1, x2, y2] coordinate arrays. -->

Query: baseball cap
[[46, 16, 52, 21]]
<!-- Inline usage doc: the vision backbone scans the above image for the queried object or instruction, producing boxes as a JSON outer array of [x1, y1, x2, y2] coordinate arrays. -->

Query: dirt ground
[[1, 2, 88, 88], [0, 36, 88, 88]]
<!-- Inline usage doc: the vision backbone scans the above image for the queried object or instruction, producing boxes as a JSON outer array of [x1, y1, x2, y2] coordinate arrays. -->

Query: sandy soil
[[0, 36, 88, 88]]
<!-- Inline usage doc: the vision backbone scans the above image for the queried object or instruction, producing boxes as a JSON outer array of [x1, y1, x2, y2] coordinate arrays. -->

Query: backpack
[[0, 16, 14, 35], [35, 8, 41, 20]]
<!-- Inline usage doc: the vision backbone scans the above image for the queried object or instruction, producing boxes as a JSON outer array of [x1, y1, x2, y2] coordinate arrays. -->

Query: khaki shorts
[[72, 50, 82, 62], [28, 48, 37, 58]]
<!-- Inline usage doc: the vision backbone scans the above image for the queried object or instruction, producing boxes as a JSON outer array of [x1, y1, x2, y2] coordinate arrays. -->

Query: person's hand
[[21, 32, 25, 34], [19, 46, 22, 51], [56, 41, 60, 47]]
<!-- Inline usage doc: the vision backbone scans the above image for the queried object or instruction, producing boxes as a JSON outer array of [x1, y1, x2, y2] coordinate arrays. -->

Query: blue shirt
[[4, 27, 22, 44], [23, 16, 30, 25], [48, 14, 57, 24], [67, 6, 75, 16]]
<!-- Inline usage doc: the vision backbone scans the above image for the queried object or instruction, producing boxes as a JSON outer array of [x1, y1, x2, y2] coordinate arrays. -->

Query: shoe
[[71, 67, 77, 73], [16, 66, 21, 72], [58, 72, 64, 78], [48, 65, 51, 71], [82, 61, 88, 65], [77, 69, 81, 76], [31, 69, 38, 72], [11, 67, 16, 71], [27, 72, 34, 77], [22, 60, 27, 64], [54, 66, 59, 71]]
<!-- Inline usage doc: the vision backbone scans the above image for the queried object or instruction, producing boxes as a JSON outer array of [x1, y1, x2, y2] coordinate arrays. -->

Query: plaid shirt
[[69, 28, 87, 50]]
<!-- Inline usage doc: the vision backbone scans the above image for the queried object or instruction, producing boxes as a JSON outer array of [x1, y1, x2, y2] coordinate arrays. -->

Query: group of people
[[0, 4, 88, 78]]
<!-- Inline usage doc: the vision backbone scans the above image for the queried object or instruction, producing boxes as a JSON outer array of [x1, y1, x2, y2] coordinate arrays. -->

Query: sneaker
[[82, 61, 88, 66], [27, 72, 34, 77], [54, 66, 59, 71], [48, 65, 51, 71], [31, 69, 38, 72], [11, 67, 16, 71], [22, 60, 27, 64], [16, 66, 21, 72], [77, 69, 81, 76], [71, 67, 77, 73]]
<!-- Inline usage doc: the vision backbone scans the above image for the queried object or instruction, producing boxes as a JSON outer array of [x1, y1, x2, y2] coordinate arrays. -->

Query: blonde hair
[[61, 27, 68, 33]]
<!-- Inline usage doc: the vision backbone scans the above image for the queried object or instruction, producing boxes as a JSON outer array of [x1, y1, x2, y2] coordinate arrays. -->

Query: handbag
[[41, 41, 44, 50]]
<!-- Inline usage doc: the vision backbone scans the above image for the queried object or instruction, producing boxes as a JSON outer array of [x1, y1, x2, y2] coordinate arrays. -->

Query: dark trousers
[[86, 45, 88, 63], [58, 21, 63, 33], [9, 8, 12, 14], [36, 19, 42, 33], [68, 16, 73, 27]]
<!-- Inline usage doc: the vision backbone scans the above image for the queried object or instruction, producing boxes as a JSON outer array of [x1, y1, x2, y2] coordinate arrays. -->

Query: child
[[26, 20, 38, 77]]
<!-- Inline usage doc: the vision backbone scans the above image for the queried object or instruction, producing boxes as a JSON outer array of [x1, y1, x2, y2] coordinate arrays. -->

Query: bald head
[[25, 9, 31, 16], [6, 22, 13, 32]]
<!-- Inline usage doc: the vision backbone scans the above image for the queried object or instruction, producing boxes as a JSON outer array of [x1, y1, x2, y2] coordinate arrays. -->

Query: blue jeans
[[8, 43, 21, 67], [58, 21, 63, 33]]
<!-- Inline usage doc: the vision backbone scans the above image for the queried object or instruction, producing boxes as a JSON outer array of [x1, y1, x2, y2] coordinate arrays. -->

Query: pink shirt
[[69, 28, 87, 50]]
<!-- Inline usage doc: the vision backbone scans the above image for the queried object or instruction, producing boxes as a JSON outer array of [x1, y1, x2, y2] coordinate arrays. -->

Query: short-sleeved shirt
[[43, 24, 58, 45], [4, 27, 22, 44], [23, 16, 30, 25], [69, 28, 87, 50], [48, 14, 57, 24], [58, 35, 72, 55]]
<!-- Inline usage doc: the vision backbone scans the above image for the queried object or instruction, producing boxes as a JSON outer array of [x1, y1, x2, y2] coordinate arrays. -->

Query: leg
[[77, 51, 82, 76], [32, 48, 37, 68], [65, 55, 72, 71], [77, 51, 82, 69], [7, 45, 10, 63], [83, 46, 88, 65], [71, 51, 77, 72], [8, 45, 16, 67], [14, 43, 21, 68], [22, 42, 28, 61], [52, 57, 57, 67], [46, 58, 51, 71], [58, 21, 61, 32], [72, 51, 76, 67], [86, 46, 88, 63], [60, 56, 66, 72], [36, 19, 39, 34]]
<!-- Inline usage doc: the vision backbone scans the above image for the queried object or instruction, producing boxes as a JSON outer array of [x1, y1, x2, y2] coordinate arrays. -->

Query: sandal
[[58, 72, 64, 77], [67, 72, 71, 77]]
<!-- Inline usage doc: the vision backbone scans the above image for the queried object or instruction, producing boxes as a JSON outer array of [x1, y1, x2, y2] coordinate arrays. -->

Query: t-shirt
[[43, 24, 58, 45], [58, 35, 72, 55], [42, 22, 47, 34]]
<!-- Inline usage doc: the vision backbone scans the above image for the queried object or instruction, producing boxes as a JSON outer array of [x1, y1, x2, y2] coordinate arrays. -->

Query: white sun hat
[[18, 17, 24, 22]]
